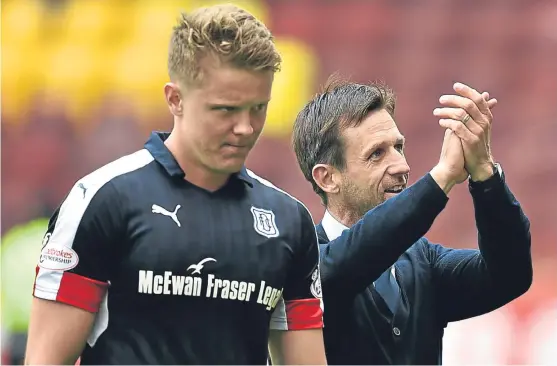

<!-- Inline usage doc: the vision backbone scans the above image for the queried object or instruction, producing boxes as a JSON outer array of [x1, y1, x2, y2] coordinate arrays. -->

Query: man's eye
[[395, 144, 404, 152], [213, 106, 237, 112], [370, 149, 383, 159], [252, 103, 267, 112]]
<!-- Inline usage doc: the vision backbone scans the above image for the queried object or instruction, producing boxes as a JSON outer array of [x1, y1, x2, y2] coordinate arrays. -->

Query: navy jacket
[[318, 170, 532, 364]]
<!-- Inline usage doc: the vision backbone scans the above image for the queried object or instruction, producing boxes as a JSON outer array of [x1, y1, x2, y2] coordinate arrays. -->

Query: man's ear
[[312, 164, 340, 195], [164, 82, 183, 116]]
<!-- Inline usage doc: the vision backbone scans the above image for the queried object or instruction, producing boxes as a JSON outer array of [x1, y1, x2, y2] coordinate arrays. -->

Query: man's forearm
[[320, 173, 448, 295], [430, 164, 458, 195], [471, 169, 533, 294], [430, 169, 532, 323], [268, 329, 327, 365]]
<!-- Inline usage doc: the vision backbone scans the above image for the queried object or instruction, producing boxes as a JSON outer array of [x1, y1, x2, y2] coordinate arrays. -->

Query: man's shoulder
[[69, 149, 154, 206], [316, 222, 430, 258], [80, 149, 154, 186], [45, 150, 154, 235]]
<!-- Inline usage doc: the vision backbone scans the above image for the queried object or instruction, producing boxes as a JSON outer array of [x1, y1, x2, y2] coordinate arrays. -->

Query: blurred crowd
[[2, 0, 556, 364]]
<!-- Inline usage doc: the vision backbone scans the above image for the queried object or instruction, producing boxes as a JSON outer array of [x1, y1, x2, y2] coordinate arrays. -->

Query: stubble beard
[[340, 178, 382, 222]]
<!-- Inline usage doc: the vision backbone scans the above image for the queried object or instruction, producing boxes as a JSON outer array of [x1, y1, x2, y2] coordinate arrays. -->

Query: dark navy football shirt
[[33, 132, 323, 365]]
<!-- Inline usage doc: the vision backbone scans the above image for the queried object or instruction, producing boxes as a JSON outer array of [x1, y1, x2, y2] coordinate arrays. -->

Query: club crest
[[250, 206, 279, 238], [310, 267, 322, 299]]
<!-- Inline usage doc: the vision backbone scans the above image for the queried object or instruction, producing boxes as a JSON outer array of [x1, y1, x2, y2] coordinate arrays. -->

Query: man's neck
[[164, 132, 230, 192], [326, 204, 362, 228]]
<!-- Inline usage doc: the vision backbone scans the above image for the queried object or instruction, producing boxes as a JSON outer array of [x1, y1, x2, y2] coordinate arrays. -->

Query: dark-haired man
[[292, 78, 532, 364]]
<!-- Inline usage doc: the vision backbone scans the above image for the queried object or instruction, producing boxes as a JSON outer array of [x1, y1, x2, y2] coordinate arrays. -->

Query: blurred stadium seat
[[2, 0, 44, 121], [265, 38, 318, 137], [42, 41, 108, 121]]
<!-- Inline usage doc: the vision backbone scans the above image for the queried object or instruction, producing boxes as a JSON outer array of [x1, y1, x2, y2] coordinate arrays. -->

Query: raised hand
[[434, 83, 497, 182]]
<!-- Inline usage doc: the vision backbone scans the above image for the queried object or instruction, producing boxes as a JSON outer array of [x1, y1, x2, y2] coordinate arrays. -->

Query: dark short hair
[[292, 74, 396, 205]]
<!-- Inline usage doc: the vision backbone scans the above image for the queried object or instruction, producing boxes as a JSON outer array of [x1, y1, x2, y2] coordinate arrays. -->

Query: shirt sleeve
[[270, 202, 323, 331], [33, 180, 124, 313]]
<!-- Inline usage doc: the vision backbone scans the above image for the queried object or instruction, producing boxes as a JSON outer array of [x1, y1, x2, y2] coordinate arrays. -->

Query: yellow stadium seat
[[131, 0, 194, 43], [1, 44, 41, 123], [1, 0, 43, 45], [108, 40, 169, 120], [42, 41, 110, 121], [101, 2, 139, 47], [1, 0, 45, 121], [61, 0, 135, 47], [264, 38, 319, 137], [112, 2, 196, 118], [61, 0, 113, 45]]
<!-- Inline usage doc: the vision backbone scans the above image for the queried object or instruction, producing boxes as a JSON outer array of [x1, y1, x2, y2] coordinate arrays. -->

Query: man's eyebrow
[[365, 136, 405, 152]]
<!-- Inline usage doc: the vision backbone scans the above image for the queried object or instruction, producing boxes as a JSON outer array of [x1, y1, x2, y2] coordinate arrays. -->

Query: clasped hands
[[434, 82, 497, 183]]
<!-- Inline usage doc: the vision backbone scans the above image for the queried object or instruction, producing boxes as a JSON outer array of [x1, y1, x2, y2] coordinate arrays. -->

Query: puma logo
[[77, 183, 87, 198], [151, 204, 181, 227]]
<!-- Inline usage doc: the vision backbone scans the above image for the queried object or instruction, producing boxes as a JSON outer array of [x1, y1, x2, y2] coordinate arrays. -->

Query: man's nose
[[232, 112, 254, 136], [387, 152, 410, 177]]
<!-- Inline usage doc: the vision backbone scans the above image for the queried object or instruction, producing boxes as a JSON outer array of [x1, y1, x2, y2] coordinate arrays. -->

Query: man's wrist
[[469, 162, 496, 182], [469, 163, 504, 194], [430, 165, 456, 196]]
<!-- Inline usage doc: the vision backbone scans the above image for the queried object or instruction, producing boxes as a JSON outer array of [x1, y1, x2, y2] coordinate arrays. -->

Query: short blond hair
[[168, 4, 281, 85]]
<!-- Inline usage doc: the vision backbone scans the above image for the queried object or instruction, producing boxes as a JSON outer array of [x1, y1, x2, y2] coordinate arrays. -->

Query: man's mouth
[[223, 143, 249, 151], [384, 185, 406, 194]]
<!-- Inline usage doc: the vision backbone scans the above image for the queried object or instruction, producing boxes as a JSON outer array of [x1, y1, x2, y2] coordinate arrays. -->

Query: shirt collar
[[144, 131, 253, 187], [322, 210, 349, 241], [236, 167, 253, 186]]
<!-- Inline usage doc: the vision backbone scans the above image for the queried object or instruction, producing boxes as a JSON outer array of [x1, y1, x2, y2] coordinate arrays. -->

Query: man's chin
[[215, 157, 248, 174], [384, 192, 402, 200]]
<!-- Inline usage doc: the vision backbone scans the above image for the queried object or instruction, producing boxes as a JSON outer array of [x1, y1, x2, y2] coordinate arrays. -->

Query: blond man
[[25, 5, 326, 365]]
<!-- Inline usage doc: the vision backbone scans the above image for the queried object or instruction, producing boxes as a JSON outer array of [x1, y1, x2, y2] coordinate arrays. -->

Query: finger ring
[[461, 114, 471, 124]]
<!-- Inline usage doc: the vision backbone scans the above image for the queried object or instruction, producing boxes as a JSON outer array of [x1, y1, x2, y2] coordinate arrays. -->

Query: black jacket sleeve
[[428, 168, 532, 324], [319, 173, 448, 297]]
